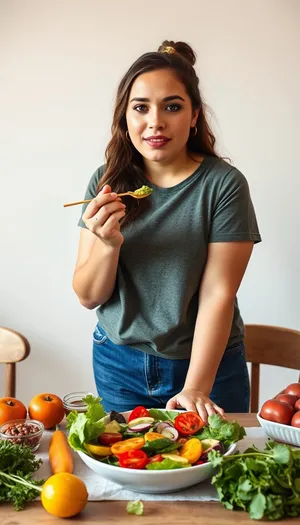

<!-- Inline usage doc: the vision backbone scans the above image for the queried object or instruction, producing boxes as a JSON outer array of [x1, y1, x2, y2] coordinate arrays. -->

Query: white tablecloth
[[35, 426, 268, 501]]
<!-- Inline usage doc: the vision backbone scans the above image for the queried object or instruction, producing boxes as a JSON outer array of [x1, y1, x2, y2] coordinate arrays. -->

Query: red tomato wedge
[[118, 450, 148, 469], [146, 454, 163, 464], [128, 406, 150, 422], [174, 412, 204, 435], [98, 432, 122, 446]]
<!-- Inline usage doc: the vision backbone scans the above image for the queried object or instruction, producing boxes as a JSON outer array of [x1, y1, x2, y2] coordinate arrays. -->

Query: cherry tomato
[[194, 459, 206, 465], [291, 411, 300, 428], [284, 383, 300, 399], [118, 450, 148, 469], [128, 406, 150, 422], [146, 454, 163, 464], [260, 399, 294, 425], [98, 432, 123, 446], [295, 399, 300, 411], [179, 438, 202, 464], [144, 432, 164, 442], [111, 437, 145, 455], [276, 394, 298, 407], [174, 412, 204, 435]]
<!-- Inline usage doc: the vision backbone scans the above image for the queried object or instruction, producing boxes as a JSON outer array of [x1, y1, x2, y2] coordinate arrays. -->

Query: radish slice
[[161, 426, 179, 441]]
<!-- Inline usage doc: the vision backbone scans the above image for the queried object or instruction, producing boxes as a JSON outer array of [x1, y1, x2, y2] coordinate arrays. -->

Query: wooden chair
[[245, 324, 300, 413], [0, 327, 30, 397]]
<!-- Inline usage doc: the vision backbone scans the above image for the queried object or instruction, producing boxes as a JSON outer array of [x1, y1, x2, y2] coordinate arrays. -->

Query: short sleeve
[[77, 166, 105, 228], [209, 168, 261, 244]]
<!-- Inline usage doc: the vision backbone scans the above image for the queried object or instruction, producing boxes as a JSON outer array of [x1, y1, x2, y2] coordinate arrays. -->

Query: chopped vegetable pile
[[67, 398, 245, 471], [133, 185, 153, 196]]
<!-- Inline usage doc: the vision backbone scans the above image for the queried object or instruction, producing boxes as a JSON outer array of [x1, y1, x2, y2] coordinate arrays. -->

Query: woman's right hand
[[82, 185, 126, 247]]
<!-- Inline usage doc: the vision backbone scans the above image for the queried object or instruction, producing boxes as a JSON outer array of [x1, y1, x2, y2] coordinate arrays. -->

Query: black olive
[[109, 410, 126, 424]]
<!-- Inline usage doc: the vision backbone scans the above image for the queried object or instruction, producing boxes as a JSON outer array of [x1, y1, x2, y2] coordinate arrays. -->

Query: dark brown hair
[[98, 40, 219, 225]]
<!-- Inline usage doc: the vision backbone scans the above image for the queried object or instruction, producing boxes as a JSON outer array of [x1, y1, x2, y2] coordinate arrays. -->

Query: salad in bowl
[[66, 396, 245, 493]]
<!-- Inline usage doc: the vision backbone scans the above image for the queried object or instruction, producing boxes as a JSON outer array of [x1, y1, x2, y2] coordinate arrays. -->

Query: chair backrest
[[0, 327, 30, 397], [245, 324, 300, 413]]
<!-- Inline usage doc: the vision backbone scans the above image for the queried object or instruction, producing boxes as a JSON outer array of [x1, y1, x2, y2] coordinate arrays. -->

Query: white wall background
[[1, 0, 299, 407]]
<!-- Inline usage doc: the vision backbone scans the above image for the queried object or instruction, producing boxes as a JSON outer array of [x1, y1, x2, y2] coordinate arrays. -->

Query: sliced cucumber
[[161, 453, 188, 464], [127, 417, 154, 428]]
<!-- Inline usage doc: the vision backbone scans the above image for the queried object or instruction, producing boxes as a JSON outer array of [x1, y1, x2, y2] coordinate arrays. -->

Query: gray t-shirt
[[78, 155, 261, 359]]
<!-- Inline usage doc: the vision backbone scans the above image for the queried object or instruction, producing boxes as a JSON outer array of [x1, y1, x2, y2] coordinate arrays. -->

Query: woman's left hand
[[166, 389, 225, 425]]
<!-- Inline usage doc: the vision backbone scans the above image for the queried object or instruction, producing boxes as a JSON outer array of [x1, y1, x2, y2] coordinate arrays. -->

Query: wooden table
[[0, 414, 296, 524]]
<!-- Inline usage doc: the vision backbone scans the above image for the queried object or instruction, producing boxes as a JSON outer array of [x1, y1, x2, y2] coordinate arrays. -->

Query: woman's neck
[[143, 150, 204, 188]]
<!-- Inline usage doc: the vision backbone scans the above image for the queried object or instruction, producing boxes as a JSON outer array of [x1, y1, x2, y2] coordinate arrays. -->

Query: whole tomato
[[28, 393, 64, 429], [291, 411, 300, 428], [0, 397, 27, 425], [260, 399, 294, 425], [284, 383, 300, 398], [295, 399, 300, 411], [276, 394, 298, 408]]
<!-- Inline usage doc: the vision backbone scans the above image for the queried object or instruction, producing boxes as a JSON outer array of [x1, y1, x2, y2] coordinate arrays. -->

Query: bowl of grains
[[0, 419, 44, 451]]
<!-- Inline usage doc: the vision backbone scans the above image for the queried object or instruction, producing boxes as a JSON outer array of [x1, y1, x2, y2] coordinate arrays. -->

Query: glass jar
[[63, 391, 94, 415]]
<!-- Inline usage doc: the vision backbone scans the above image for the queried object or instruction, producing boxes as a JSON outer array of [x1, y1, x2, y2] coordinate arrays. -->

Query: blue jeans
[[92, 324, 250, 414]]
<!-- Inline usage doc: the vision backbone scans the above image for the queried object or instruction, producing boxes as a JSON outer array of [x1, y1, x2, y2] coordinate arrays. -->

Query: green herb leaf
[[126, 500, 144, 515], [272, 443, 292, 464], [195, 414, 246, 446], [142, 438, 173, 454], [249, 493, 266, 520], [148, 409, 178, 421]]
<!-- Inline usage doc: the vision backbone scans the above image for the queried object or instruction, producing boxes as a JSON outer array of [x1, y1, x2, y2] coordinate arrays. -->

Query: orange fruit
[[41, 473, 88, 518]]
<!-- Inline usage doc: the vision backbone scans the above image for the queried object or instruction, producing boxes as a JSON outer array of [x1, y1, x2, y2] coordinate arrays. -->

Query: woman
[[73, 40, 261, 422]]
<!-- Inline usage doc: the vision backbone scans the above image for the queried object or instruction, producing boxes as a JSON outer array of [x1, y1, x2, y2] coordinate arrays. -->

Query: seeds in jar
[[1, 422, 41, 448]]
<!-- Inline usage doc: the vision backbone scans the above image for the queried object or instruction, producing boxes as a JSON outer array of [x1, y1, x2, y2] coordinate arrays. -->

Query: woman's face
[[126, 69, 199, 164]]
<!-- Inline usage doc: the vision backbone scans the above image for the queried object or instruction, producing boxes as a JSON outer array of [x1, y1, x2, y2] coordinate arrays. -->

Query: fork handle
[[63, 199, 92, 208], [63, 192, 130, 208]]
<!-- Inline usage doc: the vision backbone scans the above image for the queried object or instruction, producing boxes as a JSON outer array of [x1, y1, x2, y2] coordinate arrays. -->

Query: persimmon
[[28, 393, 64, 429], [0, 397, 27, 425]]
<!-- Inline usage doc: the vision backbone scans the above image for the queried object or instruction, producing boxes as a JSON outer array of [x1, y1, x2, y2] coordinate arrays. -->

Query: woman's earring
[[126, 131, 131, 142], [192, 125, 198, 137]]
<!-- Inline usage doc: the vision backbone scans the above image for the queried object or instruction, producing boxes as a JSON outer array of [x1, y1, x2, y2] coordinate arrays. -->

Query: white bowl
[[77, 409, 237, 494], [257, 413, 300, 447]]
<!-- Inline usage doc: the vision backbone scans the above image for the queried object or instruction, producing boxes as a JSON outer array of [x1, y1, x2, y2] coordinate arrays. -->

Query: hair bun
[[158, 40, 196, 66]]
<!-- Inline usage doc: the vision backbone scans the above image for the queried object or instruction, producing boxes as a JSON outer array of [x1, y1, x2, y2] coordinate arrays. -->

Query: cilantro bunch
[[210, 441, 300, 520], [0, 440, 44, 510], [194, 414, 246, 446]]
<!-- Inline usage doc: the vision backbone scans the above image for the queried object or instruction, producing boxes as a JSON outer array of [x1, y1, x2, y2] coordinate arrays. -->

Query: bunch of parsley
[[0, 440, 44, 510], [209, 441, 300, 520]]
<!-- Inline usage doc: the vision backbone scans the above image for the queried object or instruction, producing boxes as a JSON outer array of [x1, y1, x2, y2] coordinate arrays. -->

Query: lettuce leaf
[[146, 458, 191, 470], [126, 500, 144, 515], [67, 395, 106, 454]]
